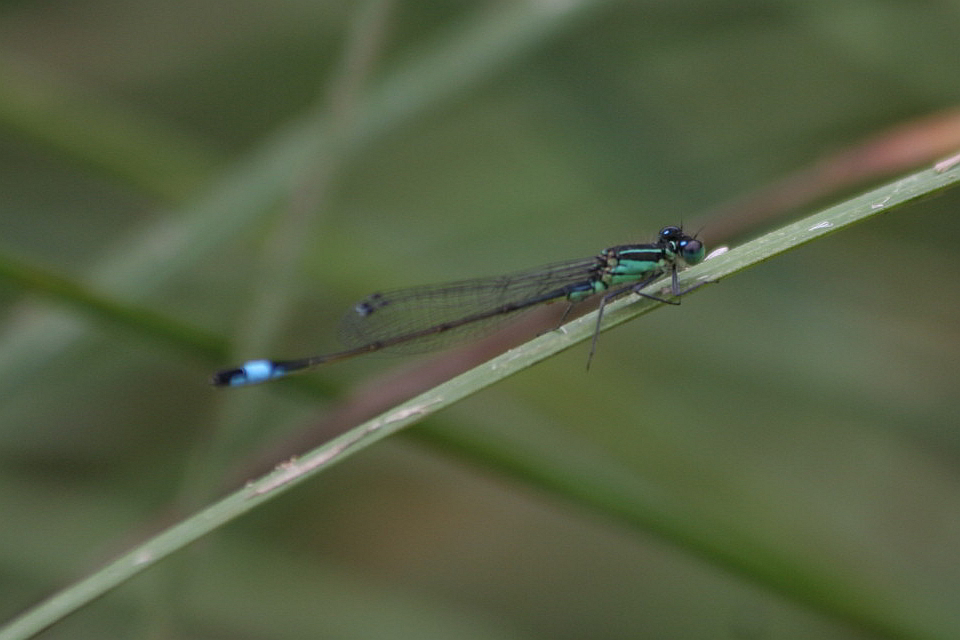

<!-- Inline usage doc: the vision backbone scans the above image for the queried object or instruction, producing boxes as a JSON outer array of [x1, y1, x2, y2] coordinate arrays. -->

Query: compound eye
[[679, 238, 705, 264], [659, 226, 681, 241]]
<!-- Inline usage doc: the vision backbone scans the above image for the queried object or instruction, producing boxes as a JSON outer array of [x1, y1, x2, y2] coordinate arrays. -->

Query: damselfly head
[[658, 226, 706, 265]]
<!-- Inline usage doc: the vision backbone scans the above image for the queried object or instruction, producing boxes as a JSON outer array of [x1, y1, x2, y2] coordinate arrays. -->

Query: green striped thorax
[[567, 226, 705, 302]]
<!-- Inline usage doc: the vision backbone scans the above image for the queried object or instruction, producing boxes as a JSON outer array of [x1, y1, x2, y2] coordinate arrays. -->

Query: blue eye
[[679, 239, 705, 264], [659, 226, 682, 242]]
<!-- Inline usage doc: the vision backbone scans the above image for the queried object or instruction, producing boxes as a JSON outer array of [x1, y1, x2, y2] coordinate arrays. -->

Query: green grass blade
[[0, 251, 227, 361], [2, 161, 958, 640]]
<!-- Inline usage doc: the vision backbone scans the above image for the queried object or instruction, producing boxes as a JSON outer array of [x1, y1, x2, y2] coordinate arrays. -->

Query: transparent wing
[[337, 256, 601, 354]]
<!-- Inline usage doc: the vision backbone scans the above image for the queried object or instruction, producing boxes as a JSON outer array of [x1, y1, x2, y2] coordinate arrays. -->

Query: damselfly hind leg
[[586, 273, 660, 370], [551, 301, 577, 331], [585, 267, 715, 369]]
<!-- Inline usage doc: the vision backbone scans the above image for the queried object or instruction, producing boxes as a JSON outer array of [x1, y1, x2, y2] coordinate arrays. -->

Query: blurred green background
[[1, 0, 959, 638]]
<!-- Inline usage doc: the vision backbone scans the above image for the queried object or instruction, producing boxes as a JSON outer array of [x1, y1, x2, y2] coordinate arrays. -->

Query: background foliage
[[1, 1, 959, 638]]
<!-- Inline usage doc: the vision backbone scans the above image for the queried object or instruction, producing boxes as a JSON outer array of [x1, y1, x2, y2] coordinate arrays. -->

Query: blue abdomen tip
[[212, 359, 284, 387], [236, 359, 277, 385]]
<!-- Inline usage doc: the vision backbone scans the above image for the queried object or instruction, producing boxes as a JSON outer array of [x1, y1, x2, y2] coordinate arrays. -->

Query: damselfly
[[212, 226, 707, 387]]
